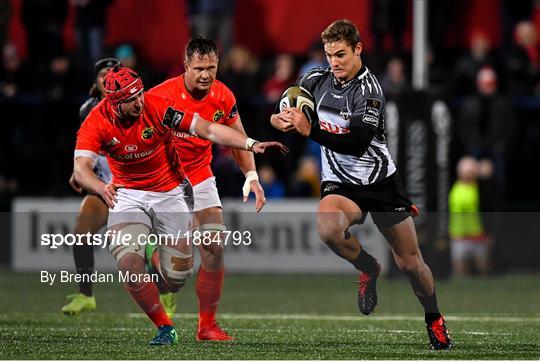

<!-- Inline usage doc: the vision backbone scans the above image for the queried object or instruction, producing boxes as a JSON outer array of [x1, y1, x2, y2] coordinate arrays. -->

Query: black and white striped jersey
[[299, 65, 396, 186]]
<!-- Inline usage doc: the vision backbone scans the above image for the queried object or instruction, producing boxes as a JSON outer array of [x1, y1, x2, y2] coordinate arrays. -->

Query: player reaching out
[[74, 65, 286, 345], [271, 19, 452, 350], [149, 36, 265, 341]]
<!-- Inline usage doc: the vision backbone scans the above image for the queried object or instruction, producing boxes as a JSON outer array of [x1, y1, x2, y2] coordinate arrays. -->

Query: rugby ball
[[279, 86, 317, 124]]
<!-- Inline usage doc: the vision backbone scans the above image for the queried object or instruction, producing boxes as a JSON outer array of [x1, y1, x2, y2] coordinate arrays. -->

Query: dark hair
[[321, 19, 361, 49], [185, 35, 218, 60]]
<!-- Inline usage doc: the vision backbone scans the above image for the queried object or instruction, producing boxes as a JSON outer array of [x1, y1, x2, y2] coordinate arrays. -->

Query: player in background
[[271, 19, 452, 350], [74, 65, 286, 345], [149, 36, 264, 341], [62, 57, 120, 315]]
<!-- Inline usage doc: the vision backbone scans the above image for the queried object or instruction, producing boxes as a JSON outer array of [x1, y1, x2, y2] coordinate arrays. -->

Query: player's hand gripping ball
[[279, 86, 317, 124]]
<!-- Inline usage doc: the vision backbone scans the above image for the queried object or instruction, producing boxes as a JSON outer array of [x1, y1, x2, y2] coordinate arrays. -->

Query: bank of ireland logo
[[213, 109, 224, 122], [142, 126, 154, 140], [125, 144, 138, 152]]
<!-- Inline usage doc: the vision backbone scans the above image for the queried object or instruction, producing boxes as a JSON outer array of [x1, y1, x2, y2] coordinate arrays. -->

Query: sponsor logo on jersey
[[125, 144, 138, 152], [110, 146, 157, 160], [323, 183, 339, 193], [141, 127, 154, 139], [340, 109, 352, 120], [319, 119, 349, 134], [213, 109, 225, 122], [162, 106, 184, 129], [227, 104, 238, 119], [362, 98, 382, 127], [107, 137, 120, 146]]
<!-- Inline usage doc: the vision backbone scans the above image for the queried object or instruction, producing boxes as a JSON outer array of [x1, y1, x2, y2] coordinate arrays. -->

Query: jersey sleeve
[[350, 77, 385, 130], [74, 113, 102, 165], [223, 86, 239, 126], [297, 67, 328, 93], [151, 95, 198, 135]]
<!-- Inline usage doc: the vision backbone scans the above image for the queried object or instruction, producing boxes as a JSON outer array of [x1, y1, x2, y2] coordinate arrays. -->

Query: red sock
[[196, 267, 224, 327], [126, 281, 172, 327]]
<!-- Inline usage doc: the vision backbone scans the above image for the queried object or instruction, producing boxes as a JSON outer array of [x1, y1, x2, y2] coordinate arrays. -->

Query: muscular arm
[[74, 157, 106, 196], [194, 116, 253, 150], [228, 118, 256, 173], [74, 156, 119, 208]]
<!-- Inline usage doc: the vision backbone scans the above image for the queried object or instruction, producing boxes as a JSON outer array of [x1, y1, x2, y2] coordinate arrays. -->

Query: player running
[[74, 65, 286, 345], [271, 19, 452, 350], [62, 57, 120, 315], [148, 36, 264, 341]]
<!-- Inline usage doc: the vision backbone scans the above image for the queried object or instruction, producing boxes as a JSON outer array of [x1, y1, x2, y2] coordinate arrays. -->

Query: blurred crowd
[[0, 0, 539, 213]]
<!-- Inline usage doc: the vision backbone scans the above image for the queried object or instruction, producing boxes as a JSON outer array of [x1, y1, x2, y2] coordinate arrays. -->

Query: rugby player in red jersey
[[74, 65, 286, 345], [149, 36, 263, 341]]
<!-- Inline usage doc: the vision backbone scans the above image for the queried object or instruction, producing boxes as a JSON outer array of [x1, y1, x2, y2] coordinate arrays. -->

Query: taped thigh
[[158, 245, 194, 288], [108, 223, 150, 261]]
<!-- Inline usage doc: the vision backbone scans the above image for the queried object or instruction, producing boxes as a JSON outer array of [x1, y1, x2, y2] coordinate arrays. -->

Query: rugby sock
[[352, 249, 380, 274], [150, 250, 173, 293], [196, 267, 225, 327], [415, 290, 441, 323], [73, 242, 94, 297], [126, 281, 173, 327]]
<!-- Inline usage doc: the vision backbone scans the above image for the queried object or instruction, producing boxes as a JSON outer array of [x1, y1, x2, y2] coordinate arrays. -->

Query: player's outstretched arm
[[73, 157, 122, 208], [194, 117, 289, 155], [228, 118, 266, 212]]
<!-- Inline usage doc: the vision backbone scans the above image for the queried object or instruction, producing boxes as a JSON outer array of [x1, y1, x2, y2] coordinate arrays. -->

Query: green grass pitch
[[0, 271, 538, 359]]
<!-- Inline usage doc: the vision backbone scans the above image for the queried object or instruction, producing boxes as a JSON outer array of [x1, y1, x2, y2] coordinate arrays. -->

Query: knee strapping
[[158, 246, 194, 289], [197, 223, 227, 233], [108, 223, 149, 261]]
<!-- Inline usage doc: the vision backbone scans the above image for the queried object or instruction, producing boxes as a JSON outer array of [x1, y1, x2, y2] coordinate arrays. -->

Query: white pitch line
[[229, 328, 513, 336], [0, 326, 513, 336], [128, 312, 540, 323]]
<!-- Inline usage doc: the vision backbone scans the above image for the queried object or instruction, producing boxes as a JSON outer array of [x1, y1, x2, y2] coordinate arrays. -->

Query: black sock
[[415, 290, 441, 323], [352, 249, 379, 274], [73, 242, 94, 297]]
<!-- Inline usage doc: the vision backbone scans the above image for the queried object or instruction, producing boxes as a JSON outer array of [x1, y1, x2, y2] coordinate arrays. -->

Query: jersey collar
[[332, 65, 368, 90]]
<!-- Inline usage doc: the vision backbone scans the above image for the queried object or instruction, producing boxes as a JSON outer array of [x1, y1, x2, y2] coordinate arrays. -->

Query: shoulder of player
[[211, 79, 235, 101], [147, 76, 181, 97], [79, 97, 100, 122], [355, 67, 384, 100], [299, 67, 331, 84]]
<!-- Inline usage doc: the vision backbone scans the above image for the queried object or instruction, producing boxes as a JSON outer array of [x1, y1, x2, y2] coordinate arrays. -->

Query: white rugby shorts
[[108, 180, 194, 236], [192, 176, 222, 212]]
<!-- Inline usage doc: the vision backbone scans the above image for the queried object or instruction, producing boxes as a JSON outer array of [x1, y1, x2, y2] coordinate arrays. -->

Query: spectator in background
[[458, 67, 515, 209], [299, 41, 327, 76], [289, 156, 320, 197], [22, 0, 68, 71], [0, 44, 28, 99], [263, 54, 296, 104], [258, 164, 285, 199], [507, 20, 540, 95], [451, 31, 505, 97], [219, 45, 261, 137], [188, 0, 235, 54], [72, 0, 112, 65], [371, 0, 406, 56], [114, 44, 160, 87], [380, 56, 410, 98], [0, 1, 10, 51], [449, 156, 491, 277]]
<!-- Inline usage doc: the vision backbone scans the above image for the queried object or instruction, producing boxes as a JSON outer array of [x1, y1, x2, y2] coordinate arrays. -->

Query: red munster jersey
[[148, 75, 239, 185], [75, 93, 197, 192]]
